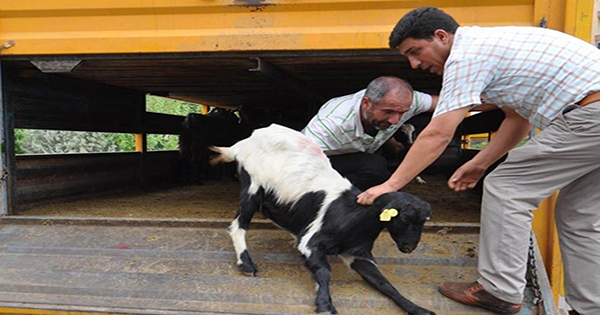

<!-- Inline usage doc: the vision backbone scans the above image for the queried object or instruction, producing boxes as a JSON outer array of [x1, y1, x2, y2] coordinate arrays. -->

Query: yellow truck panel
[[0, 0, 555, 55]]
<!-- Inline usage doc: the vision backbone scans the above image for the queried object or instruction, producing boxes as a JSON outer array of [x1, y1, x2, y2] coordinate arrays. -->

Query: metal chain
[[528, 231, 543, 306]]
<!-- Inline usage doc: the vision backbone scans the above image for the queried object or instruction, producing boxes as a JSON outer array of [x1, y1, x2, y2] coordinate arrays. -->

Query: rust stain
[[232, 0, 273, 12]]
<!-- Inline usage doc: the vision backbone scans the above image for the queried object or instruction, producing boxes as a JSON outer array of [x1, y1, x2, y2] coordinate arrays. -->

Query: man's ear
[[433, 29, 451, 44], [361, 97, 373, 112]]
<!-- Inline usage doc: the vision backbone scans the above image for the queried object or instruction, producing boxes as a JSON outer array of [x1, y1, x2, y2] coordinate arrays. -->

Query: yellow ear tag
[[380, 208, 399, 222]]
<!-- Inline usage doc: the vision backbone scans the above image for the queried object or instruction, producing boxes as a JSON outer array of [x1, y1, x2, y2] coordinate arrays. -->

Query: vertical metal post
[[0, 63, 11, 215], [139, 95, 147, 189]]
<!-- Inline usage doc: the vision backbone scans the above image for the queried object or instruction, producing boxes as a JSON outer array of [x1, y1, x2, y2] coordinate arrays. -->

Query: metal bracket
[[0, 40, 15, 55], [249, 57, 325, 114], [30, 59, 82, 73]]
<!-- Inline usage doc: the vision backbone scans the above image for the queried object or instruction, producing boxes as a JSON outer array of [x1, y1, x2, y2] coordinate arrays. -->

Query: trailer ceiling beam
[[249, 57, 325, 112]]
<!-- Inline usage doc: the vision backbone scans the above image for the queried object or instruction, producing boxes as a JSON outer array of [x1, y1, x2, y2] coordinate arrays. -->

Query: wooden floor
[[18, 176, 483, 223], [0, 221, 539, 315]]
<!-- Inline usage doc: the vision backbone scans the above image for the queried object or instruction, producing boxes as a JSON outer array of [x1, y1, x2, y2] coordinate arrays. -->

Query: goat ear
[[372, 192, 397, 208]]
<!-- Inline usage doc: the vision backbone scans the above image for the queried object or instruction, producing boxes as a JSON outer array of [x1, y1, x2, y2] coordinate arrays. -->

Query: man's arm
[[428, 95, 439, 112], [448, 106, 531, 191], [357, 105, 471, 205]]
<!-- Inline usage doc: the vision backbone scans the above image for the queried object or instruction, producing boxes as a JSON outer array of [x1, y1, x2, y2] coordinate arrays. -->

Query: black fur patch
[[259, 189, 326, 236]]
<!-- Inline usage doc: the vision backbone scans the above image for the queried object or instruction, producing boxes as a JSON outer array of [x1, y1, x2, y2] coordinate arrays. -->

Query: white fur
[[339, 254, 377, 269], [228, 219, 247, 265], [400, 124, 415, 144], [399, 124, 427, 184]]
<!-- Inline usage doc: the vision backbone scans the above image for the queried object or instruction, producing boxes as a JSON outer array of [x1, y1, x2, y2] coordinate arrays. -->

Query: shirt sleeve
[[412, 91, 434, 115], [302, 114, 346, 154], [433, 58, 496, 118]]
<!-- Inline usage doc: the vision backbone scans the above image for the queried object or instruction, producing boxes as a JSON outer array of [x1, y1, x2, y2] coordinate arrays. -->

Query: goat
[[396, 124, 427, 184], [210, 124, 435, 315], [179, 109, 248, 184]]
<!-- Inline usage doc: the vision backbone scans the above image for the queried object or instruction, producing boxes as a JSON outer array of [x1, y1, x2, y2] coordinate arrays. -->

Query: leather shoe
[[439, 281, 522, 314]]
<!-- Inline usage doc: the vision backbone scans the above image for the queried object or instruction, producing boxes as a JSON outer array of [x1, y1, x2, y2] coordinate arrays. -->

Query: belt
[[577, 91, 600, 106]]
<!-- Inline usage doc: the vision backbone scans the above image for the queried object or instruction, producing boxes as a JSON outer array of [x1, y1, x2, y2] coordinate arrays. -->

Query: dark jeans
[[328, 152, 390, 191]]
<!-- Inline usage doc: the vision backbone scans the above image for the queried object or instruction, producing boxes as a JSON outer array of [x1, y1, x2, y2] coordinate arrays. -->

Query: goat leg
[[350, 258, 435, 315], [304, 250, 338, 314], [229, 172, 262, 276]]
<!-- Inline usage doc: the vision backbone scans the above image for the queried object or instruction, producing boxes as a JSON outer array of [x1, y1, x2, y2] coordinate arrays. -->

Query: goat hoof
[[316, 304, 337, 314], [237, 263, 258, 277], [409, 309, 435, 315]]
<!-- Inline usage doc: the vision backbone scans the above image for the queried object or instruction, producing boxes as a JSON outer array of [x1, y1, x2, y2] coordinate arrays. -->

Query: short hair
[[389, 7, 459, 49], [364, 76, 413, 106]]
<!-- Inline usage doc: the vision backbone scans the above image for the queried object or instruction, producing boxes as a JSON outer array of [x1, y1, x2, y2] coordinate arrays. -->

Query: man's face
[[397, 30, 452, 76], [362, 91, 412, 131]]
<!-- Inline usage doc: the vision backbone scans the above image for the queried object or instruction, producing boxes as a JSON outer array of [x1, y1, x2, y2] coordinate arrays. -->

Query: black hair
[[389, 6, 459, 49]]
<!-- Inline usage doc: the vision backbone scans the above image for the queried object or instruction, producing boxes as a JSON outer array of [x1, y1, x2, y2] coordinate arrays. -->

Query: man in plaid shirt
[[357, 6, 600, 315]]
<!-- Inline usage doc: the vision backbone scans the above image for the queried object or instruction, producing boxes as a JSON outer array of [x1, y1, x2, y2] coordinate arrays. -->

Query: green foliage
[[104, 133, 136, 152], [19, 130, 118, 154], [467, 137, 529, 151], [14, 129, 25, 154], [147, 134, 179, 151], [146, 95, 202, 116]]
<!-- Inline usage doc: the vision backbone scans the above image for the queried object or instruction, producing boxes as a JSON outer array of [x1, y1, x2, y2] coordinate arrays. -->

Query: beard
[[374, 121, 391, 130], [364, 108, 391, 131]]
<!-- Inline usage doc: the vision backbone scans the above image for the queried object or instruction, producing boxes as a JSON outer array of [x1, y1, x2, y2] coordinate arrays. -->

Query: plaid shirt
[[435, 26, 600, 129], [302, 89, 432, 155]]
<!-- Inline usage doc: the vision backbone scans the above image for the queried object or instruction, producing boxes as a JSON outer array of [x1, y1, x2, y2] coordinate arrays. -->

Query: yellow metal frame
[[1, 0, 537, 55], [531, 0, 594, 305]]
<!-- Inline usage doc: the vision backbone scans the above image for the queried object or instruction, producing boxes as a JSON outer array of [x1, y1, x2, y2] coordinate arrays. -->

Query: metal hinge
[[0, 170, 8, 182], [528, 231, 543, 306]]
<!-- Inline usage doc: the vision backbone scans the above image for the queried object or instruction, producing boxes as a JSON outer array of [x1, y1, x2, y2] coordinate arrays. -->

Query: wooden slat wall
[[461, 109, 505, 135], [2, 67, 187, 213], [144, 151, 181, 186], [15, 153, 142, 211], [4, 67, 145, 133], [145, 112, 185, 135]]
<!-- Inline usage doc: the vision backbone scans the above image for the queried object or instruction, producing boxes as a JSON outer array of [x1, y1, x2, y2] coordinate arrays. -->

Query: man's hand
[[357, 181, 397, 205], [448, 160, 487, 191]]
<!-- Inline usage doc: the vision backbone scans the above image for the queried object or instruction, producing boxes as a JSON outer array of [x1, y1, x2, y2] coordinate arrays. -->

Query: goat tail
[[208, 146, 235, 165]]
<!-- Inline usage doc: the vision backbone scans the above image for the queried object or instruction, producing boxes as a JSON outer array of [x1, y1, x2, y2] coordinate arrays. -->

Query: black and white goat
[[210, 124, 434, 315]]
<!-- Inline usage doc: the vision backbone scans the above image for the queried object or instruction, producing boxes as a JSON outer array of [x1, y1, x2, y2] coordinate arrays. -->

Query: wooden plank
[[143, 151, 180, 186], [461, 109, 505, 135], [4, 67, 145, 133], [144, 113, 184, 135], [14, 153, 143, 211], [0, 223, 540, 315]]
